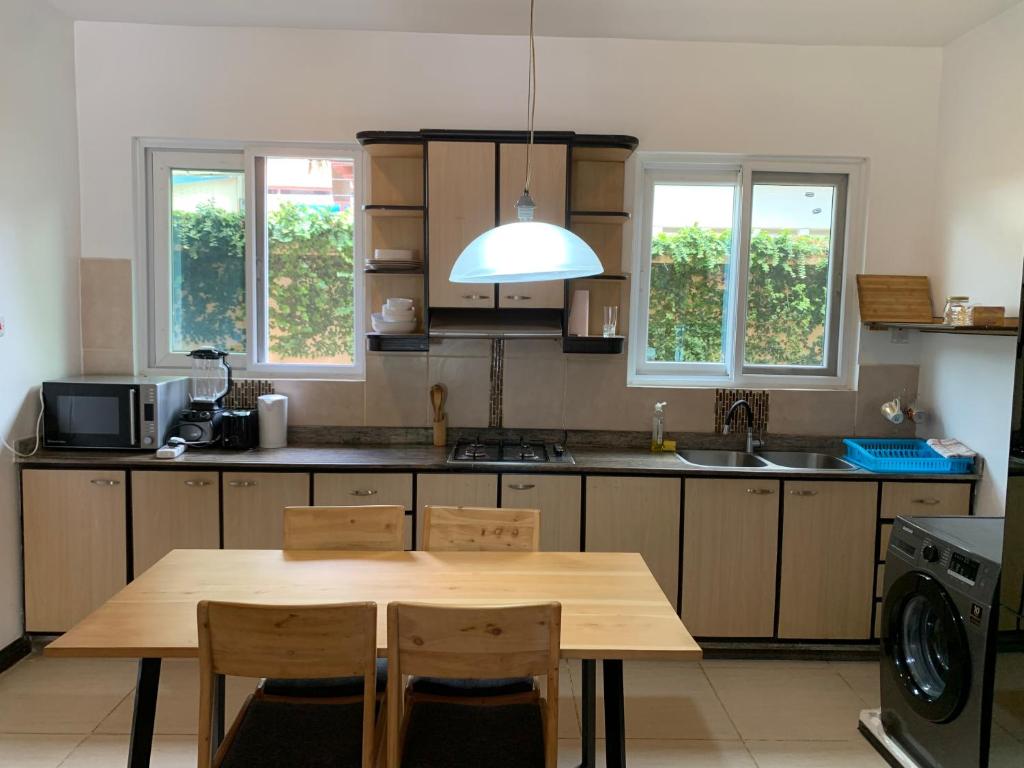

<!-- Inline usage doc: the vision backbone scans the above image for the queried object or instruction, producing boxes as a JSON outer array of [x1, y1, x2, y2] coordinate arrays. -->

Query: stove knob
[[922, 544, 940, 563]]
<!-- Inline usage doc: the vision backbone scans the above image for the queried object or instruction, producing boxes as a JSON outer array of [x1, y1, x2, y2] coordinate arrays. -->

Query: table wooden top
[[46, 549, 701, 662]]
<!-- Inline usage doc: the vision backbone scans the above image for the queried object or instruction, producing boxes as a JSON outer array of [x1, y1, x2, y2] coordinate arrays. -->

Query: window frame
[[627, 153, 865, 390], [135, 138, 365, 379]]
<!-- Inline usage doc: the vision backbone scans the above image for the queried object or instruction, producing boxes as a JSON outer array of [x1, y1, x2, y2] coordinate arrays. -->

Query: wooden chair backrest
[[197, 600, 378, 768], [422, 505, 540, 552], [283, 505, 406, 551], [386, 601, 561, 768]]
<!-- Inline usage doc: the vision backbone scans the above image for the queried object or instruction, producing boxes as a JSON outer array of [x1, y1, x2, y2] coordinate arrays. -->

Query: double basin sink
[[677, 449, 855, 471]]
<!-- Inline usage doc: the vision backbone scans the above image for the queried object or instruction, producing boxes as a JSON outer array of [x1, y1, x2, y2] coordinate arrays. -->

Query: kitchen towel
[[258, 394, 288, 449], [926, 438, 977, 459]]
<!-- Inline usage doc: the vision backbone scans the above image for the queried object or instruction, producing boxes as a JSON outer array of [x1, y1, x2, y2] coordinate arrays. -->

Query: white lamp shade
[[449, 221, 604, 283]]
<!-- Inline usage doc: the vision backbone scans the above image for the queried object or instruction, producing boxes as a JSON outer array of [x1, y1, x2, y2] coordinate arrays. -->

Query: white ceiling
[[48, 0, 1020, 47]]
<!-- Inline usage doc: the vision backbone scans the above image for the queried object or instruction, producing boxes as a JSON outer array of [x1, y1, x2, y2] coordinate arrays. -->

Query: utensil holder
[[433, 418, 447, 447]]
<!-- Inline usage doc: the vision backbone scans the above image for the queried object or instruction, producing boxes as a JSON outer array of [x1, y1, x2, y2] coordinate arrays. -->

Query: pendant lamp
[[449, 0, 603, 284]]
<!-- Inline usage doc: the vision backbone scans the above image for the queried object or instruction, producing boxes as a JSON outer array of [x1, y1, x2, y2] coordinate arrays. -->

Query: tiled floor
[[0, 652, 886, 767]]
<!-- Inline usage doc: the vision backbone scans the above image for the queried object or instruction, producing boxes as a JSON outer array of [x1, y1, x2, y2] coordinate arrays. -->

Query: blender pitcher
[[186, 348, 233, 409]]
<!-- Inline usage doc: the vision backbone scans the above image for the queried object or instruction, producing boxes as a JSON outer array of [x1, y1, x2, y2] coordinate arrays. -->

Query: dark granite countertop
[[19, 444, 981, 481]]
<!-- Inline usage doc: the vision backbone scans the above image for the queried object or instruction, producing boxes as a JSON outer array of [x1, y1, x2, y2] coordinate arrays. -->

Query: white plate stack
[[365, 248, 421, 272], [372, 297, 418, 334]]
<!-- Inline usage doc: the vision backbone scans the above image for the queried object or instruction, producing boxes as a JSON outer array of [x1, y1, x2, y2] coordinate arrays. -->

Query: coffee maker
[[173, 348, 233, 445]]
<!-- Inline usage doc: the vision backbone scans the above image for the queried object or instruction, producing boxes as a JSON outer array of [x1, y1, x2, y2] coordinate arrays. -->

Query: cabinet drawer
[[314, 473, 413, 510], [501, 474, 581, 552], [224, 472, 310, 549], [881, 483, 971, 520], [132, 471, 220, 576], [23, 469, 127, 632]]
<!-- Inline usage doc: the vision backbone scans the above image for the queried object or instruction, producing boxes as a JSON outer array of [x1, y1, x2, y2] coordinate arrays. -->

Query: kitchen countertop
[[19, 445, 981, 481]]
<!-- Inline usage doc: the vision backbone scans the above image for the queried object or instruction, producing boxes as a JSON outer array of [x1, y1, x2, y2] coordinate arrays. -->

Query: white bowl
[[374, 249, 419, 262], [382, 308, 415, 322], [371, 313, 418, 334], [384, 297, 415, 310]]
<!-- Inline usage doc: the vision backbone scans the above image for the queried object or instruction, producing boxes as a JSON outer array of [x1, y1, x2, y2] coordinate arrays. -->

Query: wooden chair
[[197, 600, 380, 768], [422, 505, 540, 552], [387, 602, 561, 768], [283, 504, 406, 551], [261, 505, 403, 702]]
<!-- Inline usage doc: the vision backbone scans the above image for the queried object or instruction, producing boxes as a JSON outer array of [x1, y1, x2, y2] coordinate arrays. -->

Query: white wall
[[74, 23, 943, 276], [917, 1, 1024, 517], [0, 0, 82, 645]]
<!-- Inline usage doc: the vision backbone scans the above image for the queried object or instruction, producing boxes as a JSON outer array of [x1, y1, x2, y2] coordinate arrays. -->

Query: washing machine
[[880, 515, 1004, 768]]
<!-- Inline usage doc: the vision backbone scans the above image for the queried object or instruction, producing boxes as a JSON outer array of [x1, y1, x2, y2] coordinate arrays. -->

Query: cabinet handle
[[184, 479, 212, 487], [90, 478, 120, 487], [507, 483, 536, 491], [462, 294, 490, 300], [227, 480, 257, 488], [746, 488, 774, 495], [912, 498, 941, 506], [504, 295, 533, 301], [789, 489, 818, 497], [350, 489, 378, 496]]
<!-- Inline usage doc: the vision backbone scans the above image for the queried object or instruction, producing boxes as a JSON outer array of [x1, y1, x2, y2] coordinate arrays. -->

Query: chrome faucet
[[724, 399, 761, 453]]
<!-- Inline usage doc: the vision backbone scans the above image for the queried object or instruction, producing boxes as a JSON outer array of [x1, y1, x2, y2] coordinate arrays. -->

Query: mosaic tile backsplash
[[714, 389, 770, 434]]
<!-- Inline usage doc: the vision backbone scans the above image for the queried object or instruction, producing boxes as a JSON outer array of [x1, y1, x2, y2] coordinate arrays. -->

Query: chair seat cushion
[[219, 698, 364, 768], [400, 701, 545, 768], [262, 657, 388, 699], [408, 675, 534, 698]]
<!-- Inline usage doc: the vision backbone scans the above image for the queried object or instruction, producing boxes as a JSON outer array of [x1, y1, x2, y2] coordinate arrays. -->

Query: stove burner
[[447, 438, 573, 465]]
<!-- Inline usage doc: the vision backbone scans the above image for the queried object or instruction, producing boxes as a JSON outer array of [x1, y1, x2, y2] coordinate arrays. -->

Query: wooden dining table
[[46, 548, 702, 768]]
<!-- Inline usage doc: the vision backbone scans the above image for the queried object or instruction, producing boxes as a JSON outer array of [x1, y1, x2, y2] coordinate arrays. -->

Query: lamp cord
[[524, 0, 536, 195]]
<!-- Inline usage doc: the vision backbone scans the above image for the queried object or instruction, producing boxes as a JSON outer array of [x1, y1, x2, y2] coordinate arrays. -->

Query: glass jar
[[944, 296, 970, 326]]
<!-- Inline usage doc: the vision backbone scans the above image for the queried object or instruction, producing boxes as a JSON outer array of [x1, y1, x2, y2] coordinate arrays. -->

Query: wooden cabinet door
[[497, 143, 567, 309], [427, 141, 496, 308], [777, 481, 877, 639], [880, 482, 971, 520], [500, 474, 581, 552], [682, 478, 779, 637], [22, 469, 127, 632], [416, 473, 498, 548], [314, 473, 414, 510], [131, 471, 220, 576], [223, 472, 310, 549], [584, 476, 681, 606]]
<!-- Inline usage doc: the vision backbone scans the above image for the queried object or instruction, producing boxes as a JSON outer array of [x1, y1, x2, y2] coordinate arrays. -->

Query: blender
[[173, 348, 233, 445]]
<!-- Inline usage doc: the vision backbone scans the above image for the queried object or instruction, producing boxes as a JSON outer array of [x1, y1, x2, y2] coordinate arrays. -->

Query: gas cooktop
[[447, 438, 575, 466]]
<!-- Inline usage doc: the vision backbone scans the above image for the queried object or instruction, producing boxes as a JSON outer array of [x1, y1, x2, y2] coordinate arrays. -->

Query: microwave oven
[[42, 376, 189, 450]]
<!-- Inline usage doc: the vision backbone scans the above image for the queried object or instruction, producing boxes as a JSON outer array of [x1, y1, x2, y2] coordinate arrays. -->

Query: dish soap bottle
[[651, 402, 667, 451]]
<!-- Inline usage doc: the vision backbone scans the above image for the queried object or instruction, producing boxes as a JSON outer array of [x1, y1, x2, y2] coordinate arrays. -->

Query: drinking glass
[[603, 306, 619, 337]]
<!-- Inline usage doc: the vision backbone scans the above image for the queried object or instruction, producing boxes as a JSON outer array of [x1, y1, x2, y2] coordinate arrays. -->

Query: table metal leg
[[127, 658, 161, 768], [603, 659, 626, 768], [577, 659, 597, 768]]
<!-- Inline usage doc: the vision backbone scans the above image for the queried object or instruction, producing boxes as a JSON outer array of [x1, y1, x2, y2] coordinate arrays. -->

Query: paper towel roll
[[257, 394, 288, 449]]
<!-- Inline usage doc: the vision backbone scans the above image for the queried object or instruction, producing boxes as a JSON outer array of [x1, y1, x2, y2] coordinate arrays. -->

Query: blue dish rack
[[843, 438, 974, 474]]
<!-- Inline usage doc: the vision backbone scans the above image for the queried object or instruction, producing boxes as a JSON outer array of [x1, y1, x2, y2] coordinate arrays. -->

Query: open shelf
[[570, 211, 631, 222], [562, 335, 625, 354], [363, 205, 425, 218], [570, 273, 628, 281], [865, 319, 1018, 337], [366, 333, 430, 352]]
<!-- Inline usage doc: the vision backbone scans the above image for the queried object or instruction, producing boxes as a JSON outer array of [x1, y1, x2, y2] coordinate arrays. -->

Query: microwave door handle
[[128, 388, 137, 446]]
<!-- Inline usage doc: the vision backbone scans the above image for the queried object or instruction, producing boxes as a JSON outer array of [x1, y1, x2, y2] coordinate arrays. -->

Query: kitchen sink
[[757, 451, 856, 471], [677, 450, 769, 468]]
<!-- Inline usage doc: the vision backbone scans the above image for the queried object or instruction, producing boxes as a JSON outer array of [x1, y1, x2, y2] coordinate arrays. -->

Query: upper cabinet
[[497, 142, 568, 309], [427, 141, 496, 308]]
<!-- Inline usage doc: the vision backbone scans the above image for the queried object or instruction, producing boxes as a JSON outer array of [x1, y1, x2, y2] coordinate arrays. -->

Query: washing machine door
[[882, 571, 972, 723]]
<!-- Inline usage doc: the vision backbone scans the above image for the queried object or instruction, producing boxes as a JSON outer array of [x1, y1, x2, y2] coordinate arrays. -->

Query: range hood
[[428, 308, 563, 339]]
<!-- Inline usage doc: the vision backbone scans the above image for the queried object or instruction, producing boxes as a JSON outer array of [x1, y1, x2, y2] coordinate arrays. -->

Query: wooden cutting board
[[856, 275, 936, 323]]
